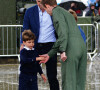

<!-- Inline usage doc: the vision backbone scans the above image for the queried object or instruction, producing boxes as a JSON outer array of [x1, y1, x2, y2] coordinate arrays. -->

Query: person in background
[[69, 9, 86, 43], [37, 0, 87, 90], [98, 7, 100, 15], [85, 3, 98, 16], [70, 2, 83, 16], [95, 0, 100, 15], [94, 0, 100, 10], [19, 30, 47, 90], [20, 0, 59, 90]]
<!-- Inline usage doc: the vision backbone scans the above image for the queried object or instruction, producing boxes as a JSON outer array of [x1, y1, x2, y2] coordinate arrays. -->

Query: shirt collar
[[38, 6, 46, 14], [24, 46, 34, 50], [38, 6, 41, 12]]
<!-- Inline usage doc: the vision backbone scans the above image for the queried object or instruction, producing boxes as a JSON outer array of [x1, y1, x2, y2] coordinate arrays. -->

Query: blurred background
[[0, 0, 100, 25]]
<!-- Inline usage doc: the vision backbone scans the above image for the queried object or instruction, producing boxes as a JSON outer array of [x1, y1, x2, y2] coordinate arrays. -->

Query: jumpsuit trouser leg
[[61, 43, 87, 90]]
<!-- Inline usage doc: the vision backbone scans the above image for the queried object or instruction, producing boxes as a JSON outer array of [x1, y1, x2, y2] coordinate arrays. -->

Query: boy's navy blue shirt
[[20, 47, 43, 75]]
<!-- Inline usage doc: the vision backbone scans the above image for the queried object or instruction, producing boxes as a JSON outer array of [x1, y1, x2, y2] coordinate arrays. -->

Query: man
[[20, 0, 59, 90], [37, 0, 87, 90]]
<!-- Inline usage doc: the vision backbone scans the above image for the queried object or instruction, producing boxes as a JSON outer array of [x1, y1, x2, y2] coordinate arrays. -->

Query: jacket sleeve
[[20, 9, 31, 44], [48, 11, 69, 57], [37, 62, 43, 75], [20, 50, 36, 63]]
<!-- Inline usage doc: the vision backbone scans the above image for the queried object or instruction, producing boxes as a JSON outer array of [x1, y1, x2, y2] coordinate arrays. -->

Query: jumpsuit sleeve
[[48, 11, 69, 57]]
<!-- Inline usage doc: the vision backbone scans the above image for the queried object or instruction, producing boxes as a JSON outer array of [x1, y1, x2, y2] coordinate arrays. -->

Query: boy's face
[[23, 40, 34, 50]]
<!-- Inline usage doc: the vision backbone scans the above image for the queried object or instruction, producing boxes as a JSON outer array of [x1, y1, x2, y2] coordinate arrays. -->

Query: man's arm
[[37, 10, 68, 63], [48, 10, 69, 58], [20, 9, 30, 44]]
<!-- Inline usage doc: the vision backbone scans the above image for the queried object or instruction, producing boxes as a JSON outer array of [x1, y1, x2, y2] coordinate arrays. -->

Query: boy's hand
[[41, 74, 47, 83], [36, 57, 45, 61]]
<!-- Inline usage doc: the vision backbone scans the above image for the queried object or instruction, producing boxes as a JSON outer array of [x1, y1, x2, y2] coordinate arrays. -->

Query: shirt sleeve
[[48, 9, 69, 57]]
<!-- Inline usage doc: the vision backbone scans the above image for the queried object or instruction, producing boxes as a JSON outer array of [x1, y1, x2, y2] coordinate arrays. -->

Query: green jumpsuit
[[48, 6, 87, 90]]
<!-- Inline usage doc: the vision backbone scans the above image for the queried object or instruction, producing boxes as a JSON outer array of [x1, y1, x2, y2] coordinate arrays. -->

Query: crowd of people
[[85, 0, 100, 16], [59, 0, 100, 17]]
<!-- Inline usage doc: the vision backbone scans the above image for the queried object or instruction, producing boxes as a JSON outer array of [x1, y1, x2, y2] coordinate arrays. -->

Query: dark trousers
[[36, 42, 59, 90], [19, 73, 38, 90]]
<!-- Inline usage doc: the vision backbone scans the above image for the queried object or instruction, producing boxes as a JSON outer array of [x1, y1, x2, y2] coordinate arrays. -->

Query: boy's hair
[[69, 9, 77, 22], [41, 0, 57, 8], [22, 30, 36, 41]]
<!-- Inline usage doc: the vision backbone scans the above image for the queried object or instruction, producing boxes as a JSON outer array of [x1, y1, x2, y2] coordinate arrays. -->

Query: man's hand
[[60, 52, 67, 62], [20, 44, 24, 51], [36, 54, 49, 64]]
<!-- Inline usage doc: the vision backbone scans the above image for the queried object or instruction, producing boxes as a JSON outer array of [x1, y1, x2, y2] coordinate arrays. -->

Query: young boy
[[19, 30, 47, 90]]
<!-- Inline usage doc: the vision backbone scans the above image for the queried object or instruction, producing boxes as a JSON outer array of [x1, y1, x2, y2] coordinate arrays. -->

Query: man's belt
[[38, 42, 54, 46]]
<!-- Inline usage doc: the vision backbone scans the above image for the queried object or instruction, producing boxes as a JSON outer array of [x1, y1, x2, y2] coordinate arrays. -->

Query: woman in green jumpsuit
[[38, 0, 87, 90]]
